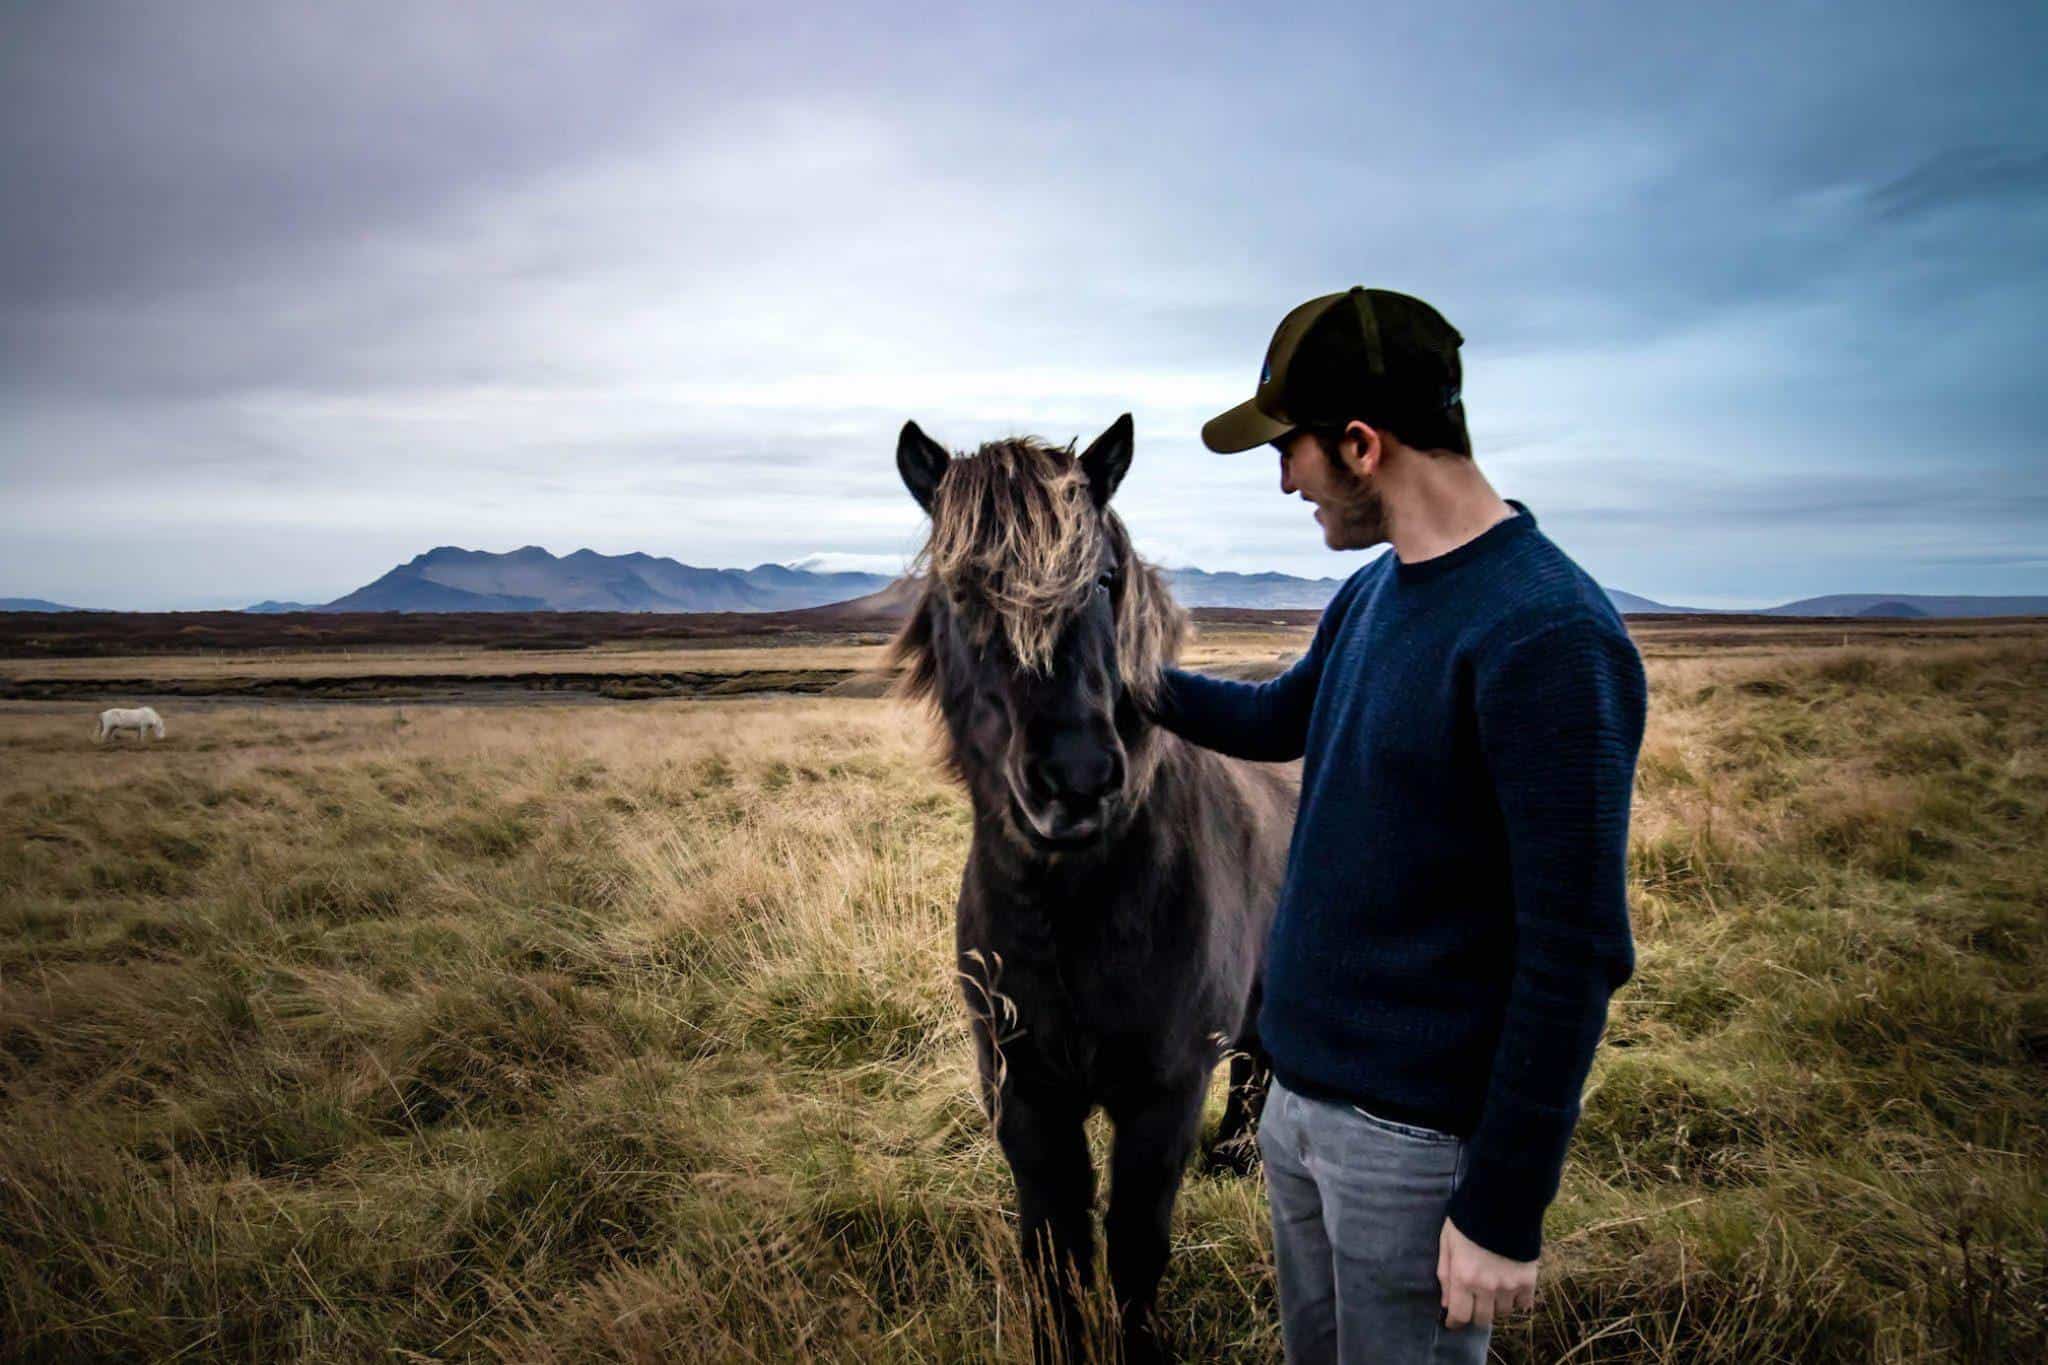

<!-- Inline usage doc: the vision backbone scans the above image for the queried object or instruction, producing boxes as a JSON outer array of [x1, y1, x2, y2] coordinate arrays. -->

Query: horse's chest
[[979, 938, 1209, 1087]]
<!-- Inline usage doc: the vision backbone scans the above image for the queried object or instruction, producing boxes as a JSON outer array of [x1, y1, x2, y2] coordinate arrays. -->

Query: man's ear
[[1340, 420, 1384, 478], [897, 420, 951, 513], [1077, 413, 1134, 507]]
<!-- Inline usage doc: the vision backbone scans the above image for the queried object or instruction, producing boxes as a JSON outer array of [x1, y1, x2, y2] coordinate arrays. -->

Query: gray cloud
[[1868, 146, 2048, 221], [2, 1, 2044, 609]]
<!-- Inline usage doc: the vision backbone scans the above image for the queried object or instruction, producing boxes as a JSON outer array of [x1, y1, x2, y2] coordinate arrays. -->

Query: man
[[1150, 288, 1646, 1362]]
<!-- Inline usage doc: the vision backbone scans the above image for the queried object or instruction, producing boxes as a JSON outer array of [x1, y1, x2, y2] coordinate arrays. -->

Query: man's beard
[[1321, 447, 1391, 549]]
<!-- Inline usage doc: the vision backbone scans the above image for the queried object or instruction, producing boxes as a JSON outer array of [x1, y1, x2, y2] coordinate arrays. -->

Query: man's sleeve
[[1152, 656, 1321, 762], [1444, 617, 1647, 1263], [1148, 579, 1356, 762]]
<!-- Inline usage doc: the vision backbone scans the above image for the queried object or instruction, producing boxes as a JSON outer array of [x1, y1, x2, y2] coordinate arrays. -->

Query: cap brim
[[1201, 397, 1294, 453]]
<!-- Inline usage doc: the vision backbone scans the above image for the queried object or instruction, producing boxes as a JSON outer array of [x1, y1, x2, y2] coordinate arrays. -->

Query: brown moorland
[[0, 620, 2043, 1362], [6, 608, 2042, 705]]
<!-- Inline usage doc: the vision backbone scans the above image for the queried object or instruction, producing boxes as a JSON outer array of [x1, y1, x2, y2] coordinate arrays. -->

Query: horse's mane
[[887, 436, 1186, 707]]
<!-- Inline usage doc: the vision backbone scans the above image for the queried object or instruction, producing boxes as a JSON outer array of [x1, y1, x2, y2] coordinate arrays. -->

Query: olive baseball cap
[[1201, 287, 1466, 453]]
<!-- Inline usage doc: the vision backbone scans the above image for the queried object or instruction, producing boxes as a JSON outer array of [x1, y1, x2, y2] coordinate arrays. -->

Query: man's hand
[[1438, 1217, 1537, 1330]]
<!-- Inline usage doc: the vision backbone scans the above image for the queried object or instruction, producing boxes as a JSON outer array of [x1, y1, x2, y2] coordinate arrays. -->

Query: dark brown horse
[[889, 415, 1297, 1363]]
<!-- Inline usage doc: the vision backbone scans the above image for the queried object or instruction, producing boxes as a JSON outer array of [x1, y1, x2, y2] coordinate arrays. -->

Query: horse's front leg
[[1105, 1076, 1207, 1363], [992, 1077, 1097, 1365]]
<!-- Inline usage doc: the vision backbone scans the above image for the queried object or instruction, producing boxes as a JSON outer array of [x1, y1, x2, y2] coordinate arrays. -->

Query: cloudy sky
[[3, 1, 2044, 609]]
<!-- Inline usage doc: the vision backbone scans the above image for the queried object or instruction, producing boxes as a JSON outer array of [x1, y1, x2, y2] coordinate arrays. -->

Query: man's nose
[[1278, 448, 1297, 495]]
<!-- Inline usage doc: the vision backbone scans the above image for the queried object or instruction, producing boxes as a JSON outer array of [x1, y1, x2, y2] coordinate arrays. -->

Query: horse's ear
[[1078, 413, 1134, 507], [897, 421, 950, 514]]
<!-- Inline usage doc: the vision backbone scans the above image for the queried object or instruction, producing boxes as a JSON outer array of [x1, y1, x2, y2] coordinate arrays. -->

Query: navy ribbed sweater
[[1157, 502, 1646, 1261]]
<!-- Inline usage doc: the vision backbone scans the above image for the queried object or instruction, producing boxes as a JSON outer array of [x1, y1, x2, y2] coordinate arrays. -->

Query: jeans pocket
[[1348, 1102, 1458, 1146]]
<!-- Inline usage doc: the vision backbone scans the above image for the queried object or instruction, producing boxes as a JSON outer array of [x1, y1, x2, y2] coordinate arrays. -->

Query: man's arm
[[1444, 617, 1647, 1267], [1151, 655, 1321, 762], [1146, 575, 1362, 762]]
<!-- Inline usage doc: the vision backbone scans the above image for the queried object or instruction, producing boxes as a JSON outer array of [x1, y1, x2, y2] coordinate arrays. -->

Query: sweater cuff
[[1443, 1121, 1570, 1262]]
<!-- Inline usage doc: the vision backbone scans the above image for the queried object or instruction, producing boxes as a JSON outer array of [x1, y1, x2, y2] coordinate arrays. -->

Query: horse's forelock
[[926, 438, 1098, 674], [887, 436, 1185, 706]]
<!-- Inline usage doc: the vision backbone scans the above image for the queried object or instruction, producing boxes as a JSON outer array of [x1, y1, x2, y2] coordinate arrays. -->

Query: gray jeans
[[1258, 1077, 1491, 1364]]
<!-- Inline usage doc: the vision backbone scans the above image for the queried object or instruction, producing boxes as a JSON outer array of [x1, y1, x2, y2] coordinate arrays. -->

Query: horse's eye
[[1094, 572, 1113, 598]]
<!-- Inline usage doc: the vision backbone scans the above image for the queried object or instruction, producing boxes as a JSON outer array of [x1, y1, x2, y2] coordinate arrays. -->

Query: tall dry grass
[[1, 639, 2044, 1362]]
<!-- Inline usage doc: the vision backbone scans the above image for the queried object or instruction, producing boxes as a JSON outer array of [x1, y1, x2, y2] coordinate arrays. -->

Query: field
[[2, 618, 2045, 1362], [6, 608, 2041, 704], [0, 608, 1315, 705]]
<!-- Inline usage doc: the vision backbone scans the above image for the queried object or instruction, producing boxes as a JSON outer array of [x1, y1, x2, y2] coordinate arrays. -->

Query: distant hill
[[316, 547, 895, 614], [0, 598, 88, 612], [754, 581, 929, 645], [783, 576, 928, 627], [1607, 591, 2048, 618], [1856, 600, 1928, 619], [1156, 581, 2048, 620], [243, 600, 320, 614], [1605, 588, 1702, 615], [1763, 594, 2048, 618], [1162, 567, 1346, 609]]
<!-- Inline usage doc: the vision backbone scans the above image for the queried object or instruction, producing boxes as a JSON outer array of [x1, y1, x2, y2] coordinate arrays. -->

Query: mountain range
[[233, 551, 1354, 614], [292, 550, 2045, 619], [1158, 567, 1347, 609], [1598, 589, 2048, 618], [305, 546, 898, 614], [0, 598, 88, 613], [5, 548, 2046, 617]]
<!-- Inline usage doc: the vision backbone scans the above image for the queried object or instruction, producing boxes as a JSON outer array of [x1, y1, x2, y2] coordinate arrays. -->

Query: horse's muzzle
[[1009, 757, 1125, 847]]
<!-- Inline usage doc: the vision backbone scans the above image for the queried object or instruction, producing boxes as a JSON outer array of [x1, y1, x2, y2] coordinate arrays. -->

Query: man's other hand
[[1437, 1217, 1537, 1329]]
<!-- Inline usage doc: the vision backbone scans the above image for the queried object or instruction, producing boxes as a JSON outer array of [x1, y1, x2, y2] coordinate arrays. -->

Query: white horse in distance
[[96, 706, 166, 743]]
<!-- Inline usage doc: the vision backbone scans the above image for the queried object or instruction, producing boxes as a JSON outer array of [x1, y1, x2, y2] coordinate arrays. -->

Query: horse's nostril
[[1104, 752, 1127, 795], [1043, 754, 1120, 807], [1080, 765, 1121, 805]]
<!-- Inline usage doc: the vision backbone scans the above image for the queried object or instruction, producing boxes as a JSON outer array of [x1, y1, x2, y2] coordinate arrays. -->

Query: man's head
[[1276, 423, 1389, 550], [1204, 288, 1470, 550]]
